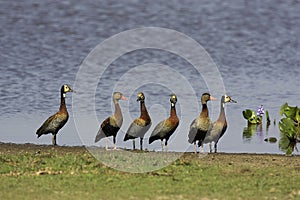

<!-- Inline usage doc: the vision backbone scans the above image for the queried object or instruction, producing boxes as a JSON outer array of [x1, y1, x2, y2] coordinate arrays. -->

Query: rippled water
[[1, 0, 299, 154]]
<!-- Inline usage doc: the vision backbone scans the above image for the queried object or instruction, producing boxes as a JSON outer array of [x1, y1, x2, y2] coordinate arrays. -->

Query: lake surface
[[1, 0, 299, 154]]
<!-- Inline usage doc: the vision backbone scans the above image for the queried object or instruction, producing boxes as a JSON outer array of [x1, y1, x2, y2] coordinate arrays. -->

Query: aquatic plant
[[242, 105, 268, 125], [279, 103, 300, 155]]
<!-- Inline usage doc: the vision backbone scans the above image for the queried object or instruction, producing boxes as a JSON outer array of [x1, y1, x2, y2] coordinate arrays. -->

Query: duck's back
[[188, 116, 211, 143], [101, 116, 120, 136], [149, 116, 178, 144], [36, 112, 68, 137], [125, 118, 152, 140], [204, 121, 226, 143]]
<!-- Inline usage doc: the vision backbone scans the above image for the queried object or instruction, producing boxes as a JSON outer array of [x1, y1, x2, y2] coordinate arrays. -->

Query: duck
[[203, 95, 236, 153], [149, 94, 179, 151], [188, 93, 215, 154], [36, 84, 74, 145], [94, 92, 127, 150], [124, 92, 152, 150]]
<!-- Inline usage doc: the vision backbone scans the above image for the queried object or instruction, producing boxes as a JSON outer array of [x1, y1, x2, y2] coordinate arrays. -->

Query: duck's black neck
[[170, 103, 177, 117], [59, 92, 67, 112], [140, 100, 150, 119], [200, 103, 208, 117]]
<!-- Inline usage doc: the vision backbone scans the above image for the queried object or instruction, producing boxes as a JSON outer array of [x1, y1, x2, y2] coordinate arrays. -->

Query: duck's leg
[[201, 143, 205, 153], [52, 133, 57, 146], [193, 142, 197, 154], [165, 140, 168, 152], [105, 137, 108, 150], [214, 143, 218, 153], [161, 140, 164, 151], [133, 140, 136, 150], [140, 138, 143, 151], [209, 143, 213, 153], [113, 136, 117, 150]]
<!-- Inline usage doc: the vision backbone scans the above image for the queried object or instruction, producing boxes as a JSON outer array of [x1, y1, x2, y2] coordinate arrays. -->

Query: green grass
[[0, 143, 300, 200]]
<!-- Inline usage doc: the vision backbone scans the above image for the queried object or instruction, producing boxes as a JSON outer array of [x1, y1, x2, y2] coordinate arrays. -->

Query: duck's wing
[[36, 112, 68, 137], [188, 118, 198, 144], [95, 117, 111, 142], [204, 121, 223, 143], [124, 118, 152, 141], [149, 119, 169, 144]]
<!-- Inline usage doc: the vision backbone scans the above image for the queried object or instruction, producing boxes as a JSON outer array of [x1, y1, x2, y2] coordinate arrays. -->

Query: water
[[1, 0, 300, 154]]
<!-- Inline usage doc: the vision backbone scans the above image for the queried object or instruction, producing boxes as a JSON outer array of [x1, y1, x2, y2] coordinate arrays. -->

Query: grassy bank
[[0, 143, 299, 200]]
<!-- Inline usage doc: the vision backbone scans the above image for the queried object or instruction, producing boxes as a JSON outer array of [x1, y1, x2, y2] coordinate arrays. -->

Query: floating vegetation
[[242, 105, 269, 125], [242, 105, 277, 143], [279, 103, 300, 155]]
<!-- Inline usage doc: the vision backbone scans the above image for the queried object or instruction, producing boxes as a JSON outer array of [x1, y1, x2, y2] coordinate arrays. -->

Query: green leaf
[[280, 103, 297, 119], [295, 108, 300, 123], [242, 109, 255, 120], [248, 116, 258, 124], [265, 110, 271, 123], [280, 103, 288, 116]]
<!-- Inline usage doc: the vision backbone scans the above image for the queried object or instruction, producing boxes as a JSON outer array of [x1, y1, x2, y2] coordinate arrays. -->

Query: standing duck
[[95, 92, 127, 150], [124, 92, 152, 150], [188, 93, 215, 154], [36, 84, 74, 145], [204, 95, 236, 153], [149, 94, 179, 151]]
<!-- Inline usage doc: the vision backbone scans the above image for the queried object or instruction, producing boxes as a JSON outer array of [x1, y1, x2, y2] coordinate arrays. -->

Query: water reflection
[[243, 123, 278, 144]]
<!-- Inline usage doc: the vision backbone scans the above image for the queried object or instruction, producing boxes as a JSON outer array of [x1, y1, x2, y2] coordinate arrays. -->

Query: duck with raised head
[[124, 92, 152, 150], [204, 95, 237, 153], [95, 92, 127, 150], [36, 84, 74, 145], [188, 93, 215, 154], [149, 94, 179, 151]]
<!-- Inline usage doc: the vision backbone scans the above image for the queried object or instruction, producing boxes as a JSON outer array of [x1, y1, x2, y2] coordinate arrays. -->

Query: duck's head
[[201, 93, 216, 104], [222, 95, 237, 104], [61, 84, 74, 96], [137, 92, 145, 102], [170, 94, 177, 105], [113, 92, 128, 101]]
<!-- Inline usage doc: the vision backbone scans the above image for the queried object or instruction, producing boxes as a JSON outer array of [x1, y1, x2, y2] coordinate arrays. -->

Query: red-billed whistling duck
[[124, 92, 152, 150], [188, 93, 215, 154], [95, 92, 127, 150], [204, 95, 236, 153], [36, 84, 74, 145], [149, 94, 179, 151]]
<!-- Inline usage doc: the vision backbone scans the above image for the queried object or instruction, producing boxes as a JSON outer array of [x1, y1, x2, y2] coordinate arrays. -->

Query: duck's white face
[[224, 95, 237, 103], [63, 84, 73, 93], [137, 92, 145, 101], [170, 94, 177, 104]]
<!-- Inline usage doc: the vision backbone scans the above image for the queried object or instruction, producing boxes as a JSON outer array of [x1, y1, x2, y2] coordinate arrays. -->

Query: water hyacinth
[[279, 103, 300, 155], [257, 105, 265, 117], [242, 105, 268, 125]]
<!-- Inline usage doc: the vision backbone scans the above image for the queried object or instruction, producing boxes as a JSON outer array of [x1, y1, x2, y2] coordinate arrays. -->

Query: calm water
[[1, 0, 300, 154]]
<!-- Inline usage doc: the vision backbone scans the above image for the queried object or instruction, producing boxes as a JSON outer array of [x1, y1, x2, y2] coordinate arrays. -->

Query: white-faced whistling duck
[[124, 92, 152, 150], [149, 94, 179, 151], [188, 93, 216, 154], [95, 92, 127, 150], [36, 84, 74, 145], [204, 95, 236, 153]]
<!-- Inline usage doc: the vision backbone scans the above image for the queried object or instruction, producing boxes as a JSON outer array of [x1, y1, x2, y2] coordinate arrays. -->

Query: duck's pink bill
[[210, 96, 217, 101], [121, 96, 128, 100]]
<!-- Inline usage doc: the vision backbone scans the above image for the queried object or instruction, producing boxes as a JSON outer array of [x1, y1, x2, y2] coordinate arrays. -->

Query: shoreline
[[0, 142, 298, 157]]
